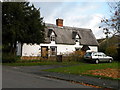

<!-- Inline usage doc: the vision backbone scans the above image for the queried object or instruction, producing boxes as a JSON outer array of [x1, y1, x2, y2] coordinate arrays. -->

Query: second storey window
[[76, 38, 79, 42], [75, 34, 80, 43], [51, 35, 55, 41]]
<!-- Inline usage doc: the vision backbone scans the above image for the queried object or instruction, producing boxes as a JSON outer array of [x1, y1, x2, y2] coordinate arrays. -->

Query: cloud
[[63, 13, 106, 39], [32, 2, 108, 39], [43, 2, 100, 24], [29, 0, 119, 2], [80, 13, 106, 39]]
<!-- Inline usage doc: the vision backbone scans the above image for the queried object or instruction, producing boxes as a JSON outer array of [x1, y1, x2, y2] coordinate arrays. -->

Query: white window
[[75, 34, 79, 42], [75, 48, 81, 51], [50, 46, 57, 56], [76, 38, 79, 42], [51, 36, 55, 41], [50, 31, 55, 42]]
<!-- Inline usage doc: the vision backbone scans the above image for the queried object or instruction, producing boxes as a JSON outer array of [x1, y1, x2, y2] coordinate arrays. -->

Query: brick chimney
[[56, 19, 63, 27]]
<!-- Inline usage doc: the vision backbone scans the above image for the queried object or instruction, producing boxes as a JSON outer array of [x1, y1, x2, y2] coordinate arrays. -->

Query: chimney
[[56, 19, 63, 27]]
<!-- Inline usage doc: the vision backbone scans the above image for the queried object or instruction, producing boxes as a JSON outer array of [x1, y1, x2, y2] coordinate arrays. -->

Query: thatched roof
[[44, 23, 98, 46]]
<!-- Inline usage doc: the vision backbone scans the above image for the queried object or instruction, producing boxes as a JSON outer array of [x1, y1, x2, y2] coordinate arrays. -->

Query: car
[[84, 52, 113, 64]]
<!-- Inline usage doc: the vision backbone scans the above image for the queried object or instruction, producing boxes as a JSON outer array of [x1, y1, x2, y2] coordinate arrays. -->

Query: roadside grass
[[2, 61, 84, 66], [43, 61, 120, 80], [2, 59, 120, 80]]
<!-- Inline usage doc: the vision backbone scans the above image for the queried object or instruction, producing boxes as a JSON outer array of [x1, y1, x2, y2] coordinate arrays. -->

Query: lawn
[[43, 61, 120, 80]]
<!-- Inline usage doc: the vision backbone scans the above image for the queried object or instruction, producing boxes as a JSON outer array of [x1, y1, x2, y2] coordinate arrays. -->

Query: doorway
[[41, 46, 48, 58]]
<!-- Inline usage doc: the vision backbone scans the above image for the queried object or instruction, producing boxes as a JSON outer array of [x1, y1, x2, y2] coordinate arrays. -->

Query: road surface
[[2, 66, 92, 88]]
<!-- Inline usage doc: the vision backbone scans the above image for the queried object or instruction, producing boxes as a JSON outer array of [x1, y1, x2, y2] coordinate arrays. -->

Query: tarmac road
[[2, 66, 92, 88]]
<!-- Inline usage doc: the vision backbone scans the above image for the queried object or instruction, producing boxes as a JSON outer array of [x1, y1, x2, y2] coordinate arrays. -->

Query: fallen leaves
[[83, 68, 120, 79]]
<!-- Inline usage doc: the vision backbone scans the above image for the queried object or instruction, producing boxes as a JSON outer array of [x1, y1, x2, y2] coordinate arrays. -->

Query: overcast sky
[[30, 1, 112, 39]]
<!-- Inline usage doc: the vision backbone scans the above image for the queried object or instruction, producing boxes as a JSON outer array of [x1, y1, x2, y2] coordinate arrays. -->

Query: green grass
[[2, 61, 82, 66], [44, 62, 119, 73], [3, 60, 120, 80], [43, 61, 120, 80]]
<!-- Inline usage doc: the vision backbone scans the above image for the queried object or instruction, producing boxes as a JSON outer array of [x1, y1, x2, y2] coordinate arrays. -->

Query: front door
[[41, 46, 48, 58]]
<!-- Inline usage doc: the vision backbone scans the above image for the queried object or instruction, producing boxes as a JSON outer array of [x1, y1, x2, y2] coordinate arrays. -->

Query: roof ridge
[[45, 23, 91, 31]]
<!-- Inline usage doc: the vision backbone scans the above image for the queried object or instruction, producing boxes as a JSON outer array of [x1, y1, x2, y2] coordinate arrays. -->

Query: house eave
[[80, 44, 99, 46]]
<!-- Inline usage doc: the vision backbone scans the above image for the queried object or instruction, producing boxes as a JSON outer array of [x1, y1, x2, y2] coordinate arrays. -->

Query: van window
[[85, 52, 92, 56], [94, 54, 97, 56], [102, 54, 106, 56], [98, 54, 102, 56]]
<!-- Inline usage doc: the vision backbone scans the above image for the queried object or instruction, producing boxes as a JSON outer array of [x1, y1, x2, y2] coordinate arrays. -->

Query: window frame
[[50, 46, 57, 56], [50, 35, 55, 41]]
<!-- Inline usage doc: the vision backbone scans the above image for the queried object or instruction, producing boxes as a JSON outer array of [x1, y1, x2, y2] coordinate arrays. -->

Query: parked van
[[84, 52, 113, 64]]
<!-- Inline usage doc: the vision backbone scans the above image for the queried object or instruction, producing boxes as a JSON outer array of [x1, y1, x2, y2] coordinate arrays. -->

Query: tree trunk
[[10, 42, 16, 56], [21, 43, 23, 56]]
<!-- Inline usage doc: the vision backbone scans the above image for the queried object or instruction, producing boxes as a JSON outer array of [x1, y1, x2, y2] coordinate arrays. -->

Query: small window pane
[[75, 37, 80, 42], [51, 36, 55, 41], [50, 47, 57, 55]]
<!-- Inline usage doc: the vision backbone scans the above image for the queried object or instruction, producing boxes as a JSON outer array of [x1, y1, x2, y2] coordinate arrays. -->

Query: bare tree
[[99, 1, 120, 38]]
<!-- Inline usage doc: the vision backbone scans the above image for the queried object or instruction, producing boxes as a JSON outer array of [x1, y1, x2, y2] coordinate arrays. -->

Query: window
[[51, 35, 55, 41], [85, 52, 92, 57], [51, 48, 55, 55], [75, 48, 81, 51], [102, 54, 106, 57], [98, 54, 102, 56], [93, 53, 98, 56], [75, 34, 80, 43], [50, 46, 57, 56], [76, 38, 79, 42]]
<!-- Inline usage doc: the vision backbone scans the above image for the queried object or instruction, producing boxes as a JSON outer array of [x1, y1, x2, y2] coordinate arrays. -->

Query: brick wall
[[20, 56, 71, 62]]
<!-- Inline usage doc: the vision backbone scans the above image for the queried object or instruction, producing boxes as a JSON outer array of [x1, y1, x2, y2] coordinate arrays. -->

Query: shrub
[[2, 53, 19, 63], [117, 46, 120, 61], [105, 46, 118, 60], [16, 59, 41, 63], [67, 50, 85, 62]]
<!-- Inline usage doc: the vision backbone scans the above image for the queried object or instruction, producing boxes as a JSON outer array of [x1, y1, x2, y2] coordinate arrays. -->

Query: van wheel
[[95, 60, 99, 64], [109, 59, 112, 63]]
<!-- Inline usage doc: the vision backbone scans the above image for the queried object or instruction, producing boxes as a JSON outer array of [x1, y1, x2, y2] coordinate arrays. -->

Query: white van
[[84, 52, 113, 64]]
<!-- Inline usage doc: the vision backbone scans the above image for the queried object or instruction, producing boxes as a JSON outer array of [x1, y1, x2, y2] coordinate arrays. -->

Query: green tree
[[99, 35, 120, 60], [2, 2, 45, 55], [99, 2, 120, 60], [105, 45, 118, 59]]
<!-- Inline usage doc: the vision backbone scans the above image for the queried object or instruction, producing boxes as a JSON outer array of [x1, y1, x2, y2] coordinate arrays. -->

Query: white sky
[[31, 1, 114, 39]]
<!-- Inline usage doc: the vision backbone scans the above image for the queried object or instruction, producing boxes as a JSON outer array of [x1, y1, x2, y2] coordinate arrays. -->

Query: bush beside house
[[105, 46, 118, 60], [98, 35, 120, 61]]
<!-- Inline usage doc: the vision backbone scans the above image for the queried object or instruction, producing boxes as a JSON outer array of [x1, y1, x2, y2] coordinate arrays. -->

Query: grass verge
[[43, 61, 120, 80]]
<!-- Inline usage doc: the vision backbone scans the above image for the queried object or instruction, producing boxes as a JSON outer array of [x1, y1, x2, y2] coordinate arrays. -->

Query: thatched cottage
[[17, 19, 98, 58]]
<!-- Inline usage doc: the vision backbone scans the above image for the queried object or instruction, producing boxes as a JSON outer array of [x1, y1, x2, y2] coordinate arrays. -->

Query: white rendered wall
[[22, 43, 41, 56], [21, 42, 98, 56], [20, 30, 98, 56], [40, 41, 83, 55], [86, 46, 98, 52]]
